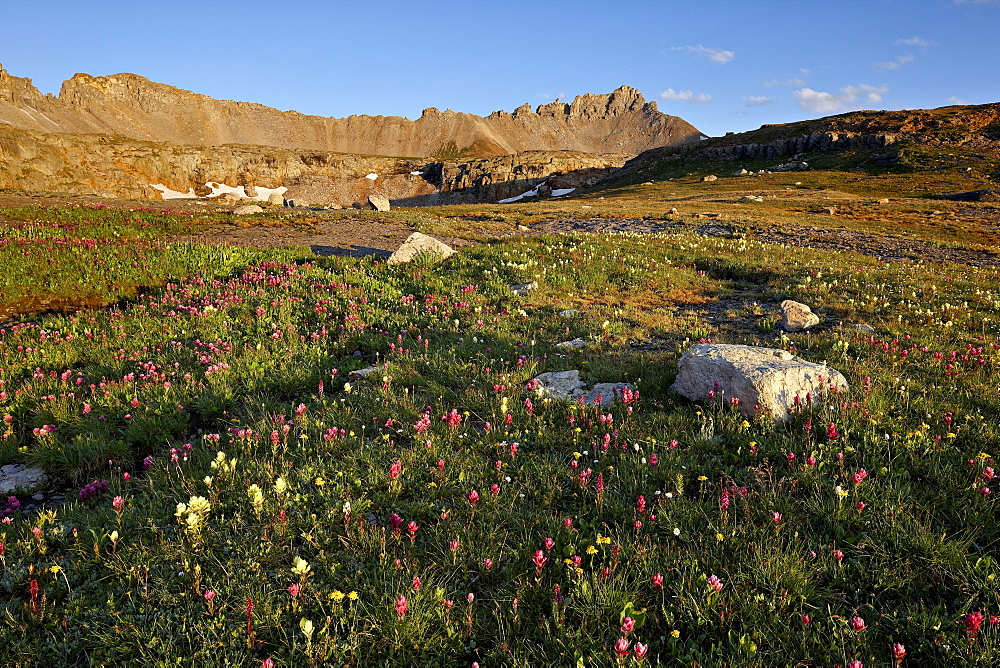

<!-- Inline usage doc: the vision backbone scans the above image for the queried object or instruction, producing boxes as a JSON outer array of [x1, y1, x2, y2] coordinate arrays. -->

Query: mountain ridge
[[0, 65, 702, 157]]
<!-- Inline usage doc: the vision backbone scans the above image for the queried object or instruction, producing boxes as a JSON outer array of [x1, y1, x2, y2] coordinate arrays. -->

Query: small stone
[[232, 205, 263, 215], [668, 207, 679, 215], [32, 493, 44, 501], [348, 365, 380, 380], [558, 309, 580, 317], [555, 338, 588, 349], [517, 225, 530, 231], [510, 282, 537, 296], [780, 300, 820, 332], [821, 207, 837, 214], [702, 175, 718, 182], [738, 195, 764, 202], [855, 323, 875, 333], [876, 198, 890, 204]]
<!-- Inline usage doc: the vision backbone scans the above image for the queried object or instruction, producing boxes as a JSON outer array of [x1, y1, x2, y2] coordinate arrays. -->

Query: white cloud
[[670, 45, 735, 65], [874, 55, 915, 70], [660, 88, 713, 103], [743, 96, 777, 107], [792, 84, 889, 113], [762, 77, 806, 88], [895, 36, 935, 49], [948, 96, 968, 104]]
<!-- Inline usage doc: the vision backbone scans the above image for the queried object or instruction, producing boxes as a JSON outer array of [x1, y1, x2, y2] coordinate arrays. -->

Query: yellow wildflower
[[586, 545, 599, 555], [348, 591, 359, 601], [331, 590, 345, 602]]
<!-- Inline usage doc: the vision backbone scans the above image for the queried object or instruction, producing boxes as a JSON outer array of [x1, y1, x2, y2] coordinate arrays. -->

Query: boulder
[[555, 338, 588, 349], [232, 204, 263, 215], [367, 194, 391, 212], [268, 192, 284, 205], [0, 464, 47, 494], [217, 192, 241, 203], [738, 195, 764, 202], [244, 185, 258, 198], [671, 343, 848, 422], [193, 184, 213, 197], [386, 232, 456, 265], [821, 207, 837, 214], [780, 300, 820, 332], [510, 282, 537, 296], [702, 175, 718, 182], [558, 309, 580, 317]]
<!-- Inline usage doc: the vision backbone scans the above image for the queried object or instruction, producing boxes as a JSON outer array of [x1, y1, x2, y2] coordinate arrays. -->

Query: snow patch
[[498, 186, 540, 204], [151, 182, 287, 201], [551, 188, 575, 197], [365, 173, 379, 180], [409, 171, 424, 176]]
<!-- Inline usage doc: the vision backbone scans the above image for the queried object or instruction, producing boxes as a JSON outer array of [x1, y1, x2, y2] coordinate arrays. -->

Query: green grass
[[0, 224, 999, 664]]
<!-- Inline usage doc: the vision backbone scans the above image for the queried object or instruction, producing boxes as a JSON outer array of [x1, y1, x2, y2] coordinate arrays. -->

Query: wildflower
[[857, 501, 866, 512], [801, 614, 811, 625], [544, 537, 555, 552], [389, 460, 402, 480], [673, 527, 681, 536], [395, 594, 408, 620], [891, 643, 907, 663], [412, 576, 421, 590], [651, 573, 664, 590], [964, 611, 985, 637], [634, 642, 649, 660], [851, 468, 869, 485], [112, 496, 124, 514], [348, 591, 359, 600], [613, 637, 631, 657], [483, 558, 493, 569], [834, 549, 844, 562], [288, 583, 300, 596], [331, 590, 345, 602], [707, 575, 723, 591], [771, 512, 782, 524], [848, 661, 863, 668], [670, 629, 680, 639], [466, 489, 480, 506], [449, 540, 459, 552], [621, 616, 635, 635], [533, 550, 548, 571], [850, 616, 867, 631]]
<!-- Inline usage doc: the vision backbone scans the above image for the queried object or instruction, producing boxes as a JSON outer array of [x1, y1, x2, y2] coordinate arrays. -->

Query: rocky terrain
[[0, 65, 702, 204], [605, 103, 1000, 188]]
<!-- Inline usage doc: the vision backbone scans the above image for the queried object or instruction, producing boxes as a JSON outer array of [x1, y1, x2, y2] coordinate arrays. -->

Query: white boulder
[[386, 232, 456, 265], [671, 343, 848, 422]]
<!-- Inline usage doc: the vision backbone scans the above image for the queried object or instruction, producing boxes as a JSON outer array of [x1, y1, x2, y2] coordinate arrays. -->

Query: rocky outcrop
[[386, 233, 455, 265], [0, 66, 701, 157]]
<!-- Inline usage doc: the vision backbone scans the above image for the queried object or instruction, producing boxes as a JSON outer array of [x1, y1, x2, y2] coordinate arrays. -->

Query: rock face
[[0, 67, 701, 157], [671, 344, 848, 423], [780, 300, 820, 332], [386, 233, 456, 265]]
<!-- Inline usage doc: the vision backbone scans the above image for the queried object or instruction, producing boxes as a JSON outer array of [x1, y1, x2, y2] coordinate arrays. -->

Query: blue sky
[[1, 0, 998, 137]]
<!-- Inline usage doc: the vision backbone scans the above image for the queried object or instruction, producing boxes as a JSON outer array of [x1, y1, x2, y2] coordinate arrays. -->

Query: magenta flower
[[544, 537, 555, 552], [633, 642, 648, 660], [412, 576, 421, 590], [801, 614, 811, 625], [621, 616, 635, 635], [651, 573, 664, 590], [891, 643, 907, 663], [964, 611, 985, 637], [847, 661, 863, 668], [483, 558, 493, 570], [707, 574, 723, 591], [466, 489, 480, 506], [850, 616, 867, 631], [395, 594, 408, 619], [613, 637, 631, 657], [533, 550, 548, 571], [851, 468, 869, 485], [112, 496, 124, 514], [771, 511, 782, 524], [834, 549, 844, 562], [288, 583, 300, 597], [389, 459, 402, 480], [204, 590, 217, 601]]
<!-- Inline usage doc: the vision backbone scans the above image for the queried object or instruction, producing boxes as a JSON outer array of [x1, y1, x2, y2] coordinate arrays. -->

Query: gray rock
[[368, 194, 391, 212], [232, 205, 264, 215], [386, 232, 456, 265], [510, 282, 537, 296], [734, 168, 749, 176], [558, 309, 580, 317], [348, 365, 380, 380], [529, 370, 634, 407], [821, 207, 837, 215], [702, 175, 718, 182], [780, 300, 820, 332], [555, 338, 588, 349], [671, 343, 848, 423], [855, 323, 875, 333], [738, 195, 764, 202], [0, 464, 47, 494]]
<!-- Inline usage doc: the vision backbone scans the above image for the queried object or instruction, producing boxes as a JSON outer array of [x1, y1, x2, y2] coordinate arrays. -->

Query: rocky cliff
[[0, 65, 702, 157]]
